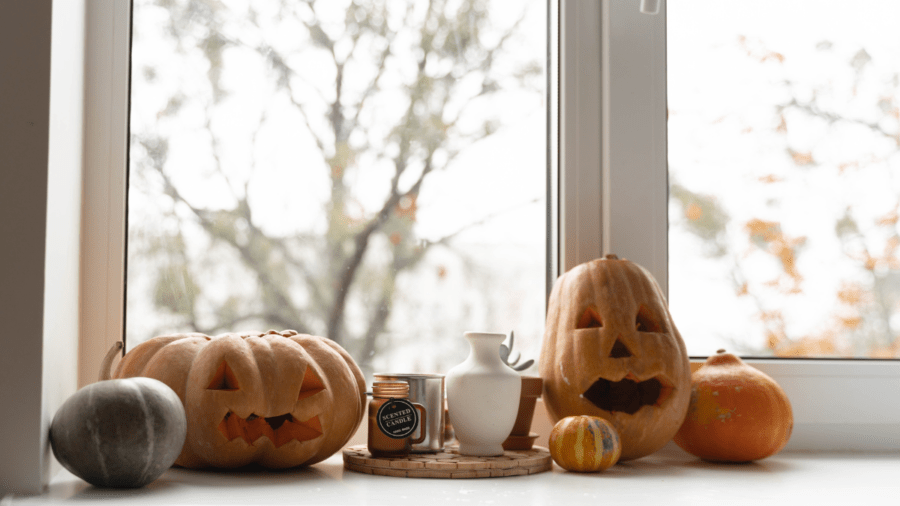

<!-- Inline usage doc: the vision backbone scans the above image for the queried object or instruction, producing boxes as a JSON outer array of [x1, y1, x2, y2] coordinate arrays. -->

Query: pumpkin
[[540, 254, 691, 461], [549, 415, 621, 472], [49, 376, 186, 488], [673, 349, 793, 462], [109, 330, 366, 469]]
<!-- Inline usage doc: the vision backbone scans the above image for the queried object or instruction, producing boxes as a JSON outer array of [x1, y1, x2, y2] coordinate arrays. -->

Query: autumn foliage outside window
[[668, 1, 900, 358]]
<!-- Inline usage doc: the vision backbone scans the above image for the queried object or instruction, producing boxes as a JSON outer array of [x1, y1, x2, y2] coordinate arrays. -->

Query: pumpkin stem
[[100, 341, 125, 381], [716, 348, 727, 354], [604, 254, 619, 260]]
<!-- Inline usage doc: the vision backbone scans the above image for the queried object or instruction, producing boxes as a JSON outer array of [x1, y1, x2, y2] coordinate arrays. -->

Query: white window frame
[[81, 0, 131, 388], [556, 0, 900, 451], [79, 0, 900, 454]]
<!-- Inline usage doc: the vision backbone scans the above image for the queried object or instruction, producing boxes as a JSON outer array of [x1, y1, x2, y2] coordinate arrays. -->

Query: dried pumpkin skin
[[112, 330, 366, 469], [540, 255, 691, 461]]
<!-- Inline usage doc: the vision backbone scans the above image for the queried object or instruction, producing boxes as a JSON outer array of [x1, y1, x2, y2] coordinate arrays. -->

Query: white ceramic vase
[[446, 331, 521, 456]]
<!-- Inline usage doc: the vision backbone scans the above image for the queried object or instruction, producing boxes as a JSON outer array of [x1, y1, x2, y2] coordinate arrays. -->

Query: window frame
[[81, 0, 131, 387], [81, 0, 900, 452], [573, 0, 900, 451]]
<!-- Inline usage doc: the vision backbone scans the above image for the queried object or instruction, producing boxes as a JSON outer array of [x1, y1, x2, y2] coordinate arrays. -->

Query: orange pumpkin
[[540, 255, 691, 461], [110, 330, 366, 469], [549, 416, 621, 472], [674, 349, 793, 462]]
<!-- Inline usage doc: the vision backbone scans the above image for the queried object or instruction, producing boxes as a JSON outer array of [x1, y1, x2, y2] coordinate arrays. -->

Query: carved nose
[[609, 338, 633, 358]]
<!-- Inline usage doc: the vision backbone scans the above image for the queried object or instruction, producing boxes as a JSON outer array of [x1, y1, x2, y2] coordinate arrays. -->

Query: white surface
[[0, 0, 86, 495], [0, 0, 52, 495], [6, 444, 899, 505]]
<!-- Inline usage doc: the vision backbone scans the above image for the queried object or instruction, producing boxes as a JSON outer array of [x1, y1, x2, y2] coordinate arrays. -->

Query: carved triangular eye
[[297, 366, 326, 401], [609, 339, 633, 358], [207, 361, 241, 391], [635, 304, 664, 333], [576, 307, 603, 329]]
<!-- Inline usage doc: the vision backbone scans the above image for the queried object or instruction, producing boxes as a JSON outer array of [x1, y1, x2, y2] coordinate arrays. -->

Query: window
[[81, 0, 900, 451], [611, 0, 900, 450], [125, 0, 547, 378], [669, 0, 900, 359]]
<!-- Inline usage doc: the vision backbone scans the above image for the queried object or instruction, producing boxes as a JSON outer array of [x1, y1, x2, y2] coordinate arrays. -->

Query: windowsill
[[8, 392, 899, 504], [7, 444, 898, 505]]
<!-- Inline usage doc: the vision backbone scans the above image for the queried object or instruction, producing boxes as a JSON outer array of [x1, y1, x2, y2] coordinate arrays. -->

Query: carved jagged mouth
[[218, 412, 323, 448], [583, 373, 673, 415]]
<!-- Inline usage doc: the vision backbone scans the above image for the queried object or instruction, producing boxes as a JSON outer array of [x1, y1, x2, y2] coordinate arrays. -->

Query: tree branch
[[151, 165, 312, 334]]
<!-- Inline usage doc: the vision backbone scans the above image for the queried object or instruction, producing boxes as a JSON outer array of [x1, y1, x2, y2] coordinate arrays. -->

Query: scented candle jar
[[368, 381, 427, 458], [373, 373, 445, 453]]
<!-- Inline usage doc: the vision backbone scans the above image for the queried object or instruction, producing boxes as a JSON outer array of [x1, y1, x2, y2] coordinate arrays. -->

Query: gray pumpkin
[[50, 377, 187, 488]]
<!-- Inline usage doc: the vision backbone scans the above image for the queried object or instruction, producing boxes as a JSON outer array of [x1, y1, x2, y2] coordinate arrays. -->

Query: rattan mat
[[342, 444, 552, 478]]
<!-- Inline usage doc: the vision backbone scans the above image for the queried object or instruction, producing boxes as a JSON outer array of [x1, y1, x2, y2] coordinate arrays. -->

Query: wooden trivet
[[342, 444, 552, 479]]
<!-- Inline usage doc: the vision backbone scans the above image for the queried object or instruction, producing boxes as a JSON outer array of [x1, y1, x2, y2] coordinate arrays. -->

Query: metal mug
[[374, 373, 445, 453]]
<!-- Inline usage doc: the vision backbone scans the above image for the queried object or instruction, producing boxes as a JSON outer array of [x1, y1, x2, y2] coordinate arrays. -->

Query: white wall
[[0, 0, 85, 497]]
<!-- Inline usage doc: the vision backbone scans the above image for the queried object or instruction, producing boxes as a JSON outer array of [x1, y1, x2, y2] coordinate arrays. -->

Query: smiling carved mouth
[[583, 373, 673, 415], [218, 412, 323, 448]]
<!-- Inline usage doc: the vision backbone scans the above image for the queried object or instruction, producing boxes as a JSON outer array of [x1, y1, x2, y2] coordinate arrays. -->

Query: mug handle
[[410, 403, 427, 445]]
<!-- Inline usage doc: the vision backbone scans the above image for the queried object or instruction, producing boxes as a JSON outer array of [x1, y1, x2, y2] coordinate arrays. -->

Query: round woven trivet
[[342, 444, 552, 478]]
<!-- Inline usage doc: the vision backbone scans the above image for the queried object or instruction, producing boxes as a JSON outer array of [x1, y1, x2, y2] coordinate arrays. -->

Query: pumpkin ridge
[[85, 385, 110, 481], [312, 337, 366, 426], [127, 382, 158, 483], [116, 335, 193, 379], [288, 335, 361, 465], [247, 335, 280, 415], [136, 337, 208, 404]]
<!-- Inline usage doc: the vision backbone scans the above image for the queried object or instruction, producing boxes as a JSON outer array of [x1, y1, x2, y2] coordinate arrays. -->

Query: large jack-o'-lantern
[[540, 255, 691, 461], [111, 330, 366, 469]]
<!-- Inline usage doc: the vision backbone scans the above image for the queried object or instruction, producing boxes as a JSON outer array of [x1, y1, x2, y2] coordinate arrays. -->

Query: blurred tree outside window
[[668, 1, 900, 358], [126, 0, 547, 378]]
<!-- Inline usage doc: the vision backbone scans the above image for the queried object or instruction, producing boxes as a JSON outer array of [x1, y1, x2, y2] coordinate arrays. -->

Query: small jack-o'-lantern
[[540, 255, 691, 461], [111, 330, 366, 469]]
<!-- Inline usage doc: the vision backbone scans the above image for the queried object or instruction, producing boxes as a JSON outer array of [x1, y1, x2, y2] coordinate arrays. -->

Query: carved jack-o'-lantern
[[112, 330, 366, 469], [540, 255, 691, 461]]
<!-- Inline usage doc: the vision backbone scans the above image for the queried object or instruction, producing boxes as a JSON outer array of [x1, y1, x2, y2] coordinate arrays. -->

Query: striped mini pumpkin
[[549, 415, 622, 472]]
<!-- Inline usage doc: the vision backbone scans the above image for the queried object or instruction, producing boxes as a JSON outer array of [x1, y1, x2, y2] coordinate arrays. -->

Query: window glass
[[127, 0, 547, 378], [668, 1, 900, 358]]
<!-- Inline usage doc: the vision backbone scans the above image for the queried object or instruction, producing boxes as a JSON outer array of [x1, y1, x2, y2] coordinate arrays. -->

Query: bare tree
[[127, 0, 543, 373]]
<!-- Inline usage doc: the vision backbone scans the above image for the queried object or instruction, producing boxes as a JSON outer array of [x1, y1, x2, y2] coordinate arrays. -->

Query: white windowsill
[[7, 395, 900, 505], [6, 444, 897, 505]]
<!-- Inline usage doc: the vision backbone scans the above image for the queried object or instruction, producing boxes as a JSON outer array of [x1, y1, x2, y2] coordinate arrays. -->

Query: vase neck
[[464, 333, 505, 365]]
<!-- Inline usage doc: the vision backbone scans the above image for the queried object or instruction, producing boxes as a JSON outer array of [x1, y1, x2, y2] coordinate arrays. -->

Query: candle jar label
[[376, 398, 419, 439]]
